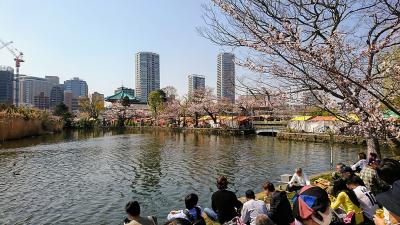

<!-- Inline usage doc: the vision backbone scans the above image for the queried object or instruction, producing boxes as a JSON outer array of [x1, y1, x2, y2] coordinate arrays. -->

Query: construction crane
[[0, 39, 24, 106], [0, 41, 13, 50]]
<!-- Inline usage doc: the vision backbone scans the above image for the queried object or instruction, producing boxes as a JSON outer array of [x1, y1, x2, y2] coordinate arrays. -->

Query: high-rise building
[[45, 76, 60, 86], [135, 52, 160, 103], [114, 86, 135, 96], [63, 90, 79, 112], [50, 84, 64, 109], [188, 74, 206, 95], [0, 66, 14, 105], [91, 92, 104, 108], [217, 53, 236, 103], [34, 92, 50, 109], [19, 76, 54, 107], [64, 77, 88, 98]]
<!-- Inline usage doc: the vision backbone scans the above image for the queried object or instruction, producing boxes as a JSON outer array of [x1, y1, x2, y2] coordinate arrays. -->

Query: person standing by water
[[124, 201, 157, 225], [203, 176, 243, 224], [360, 159, 389, 195], [263, 181, 294, 225]]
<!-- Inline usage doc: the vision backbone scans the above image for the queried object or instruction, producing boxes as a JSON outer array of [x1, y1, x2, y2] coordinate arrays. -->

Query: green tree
[[148, 90, 166, 125], [53, 102, 73, 128]]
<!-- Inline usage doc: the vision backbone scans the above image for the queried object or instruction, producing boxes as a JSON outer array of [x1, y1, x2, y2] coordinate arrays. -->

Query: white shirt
[[289, 172, 310, 186], [351, 159, 368, 171], [240, 199, 268, 225], [167, 207, 202, 221], [353, 186, 379, 220]]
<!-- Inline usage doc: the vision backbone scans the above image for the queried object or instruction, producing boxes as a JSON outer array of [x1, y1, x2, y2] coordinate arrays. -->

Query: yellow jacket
[[331, 191, 364, 225]]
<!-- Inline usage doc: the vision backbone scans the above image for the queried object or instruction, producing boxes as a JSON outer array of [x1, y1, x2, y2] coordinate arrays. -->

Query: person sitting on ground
[[331, 180, 364, 225], [346, 176, 378, 223], [360, 158, 389, 195], [124, 201, 157, 225], [203, 176, 243, 224], [332, 163, 345, 181], [241, 190, 269, 225], [263, 181, 294, 225], [292, 186, 333, 225], [288, 168, 310, 192], [368, 153, 378, 162], [255, 214, 275, 225], [351, 153, 368, 173], [373, 158, 400, 225], [163, 218, 192, 225], [167, 193, 204, 225]]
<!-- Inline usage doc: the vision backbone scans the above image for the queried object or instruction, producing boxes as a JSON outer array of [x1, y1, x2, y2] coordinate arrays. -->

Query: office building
[[34, 92, 50, 109], [0, 66, 14, 105], [135, 52, 160, 103], [64, 77, 88, 98], [45, 76, 60, 86], [188, 74, 206, 95], [114, 86, 135, 97], [217, 53, 236, 103], [50, 84, 64, 109], [64, 90, 79, 112], [19, 76, 53, 107]]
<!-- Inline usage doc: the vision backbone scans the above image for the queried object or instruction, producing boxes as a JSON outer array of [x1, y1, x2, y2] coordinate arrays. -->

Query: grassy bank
[[0, 107, 63, 141]]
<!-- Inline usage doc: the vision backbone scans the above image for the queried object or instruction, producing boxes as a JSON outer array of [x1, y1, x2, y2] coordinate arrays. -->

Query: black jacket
[[267, 191, 294, 225], [211, 189, 243, 224]]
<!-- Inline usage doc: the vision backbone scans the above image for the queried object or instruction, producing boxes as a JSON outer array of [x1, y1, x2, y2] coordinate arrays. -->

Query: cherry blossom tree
[[200, 0, 400, 155]]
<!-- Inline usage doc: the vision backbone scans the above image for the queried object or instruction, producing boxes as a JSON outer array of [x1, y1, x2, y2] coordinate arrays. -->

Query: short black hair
[[217, 176, 229, 190], [126, 201, 140, 216], [377, 158, 400, 185], [369, 153, 378, 159], [185, 193, 199, 210], [358, 152, 367, 159], [336, 163, 345, 167], [263, 181, 275, 192], [245, 190, 256, 199], [346, 176, 364, 186]]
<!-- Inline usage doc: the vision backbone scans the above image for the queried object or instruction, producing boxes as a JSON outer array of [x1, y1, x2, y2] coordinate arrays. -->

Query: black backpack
[[183, 207, 206, 225]]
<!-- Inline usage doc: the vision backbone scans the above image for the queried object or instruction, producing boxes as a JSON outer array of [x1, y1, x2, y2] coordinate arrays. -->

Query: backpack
[[183, 207, 206, 225]]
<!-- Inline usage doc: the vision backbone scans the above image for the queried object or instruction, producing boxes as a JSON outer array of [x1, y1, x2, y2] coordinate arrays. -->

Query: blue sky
[[0, 0, 233, 96]]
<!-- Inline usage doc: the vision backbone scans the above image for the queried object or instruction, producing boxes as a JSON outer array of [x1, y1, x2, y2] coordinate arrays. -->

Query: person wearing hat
[[360, 158, 389, 195], [292, 186, 332, 225], [203, 176, 243, 224]]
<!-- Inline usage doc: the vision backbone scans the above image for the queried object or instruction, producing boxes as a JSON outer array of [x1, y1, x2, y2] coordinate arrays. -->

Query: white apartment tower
[[188, 74, 205, 95], [217, 53, 235, 103], [135, 52, 160, 103]]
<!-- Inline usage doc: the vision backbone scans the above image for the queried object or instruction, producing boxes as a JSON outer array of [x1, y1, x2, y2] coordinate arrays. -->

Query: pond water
[[0, 130, 398, 224]]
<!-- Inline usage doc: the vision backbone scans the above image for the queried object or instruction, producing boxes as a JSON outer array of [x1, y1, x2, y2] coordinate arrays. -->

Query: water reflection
[[0, 130, 398, 225]]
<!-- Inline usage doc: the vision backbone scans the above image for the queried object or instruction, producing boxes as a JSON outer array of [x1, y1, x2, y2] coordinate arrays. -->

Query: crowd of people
[[123, 153, 400, 225]]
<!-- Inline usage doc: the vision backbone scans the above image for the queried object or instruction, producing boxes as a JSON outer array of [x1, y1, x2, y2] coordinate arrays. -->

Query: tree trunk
[[366, 136, 381, 159], [195, 112, 199, 127]]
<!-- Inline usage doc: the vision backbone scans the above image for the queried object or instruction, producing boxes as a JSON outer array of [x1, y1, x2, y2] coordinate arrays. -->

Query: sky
[[0, 0, 233, 97]]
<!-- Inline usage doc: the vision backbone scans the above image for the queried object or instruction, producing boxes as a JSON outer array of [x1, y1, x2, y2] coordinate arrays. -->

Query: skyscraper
[[19, 75, 54, 107], [34, 92, 50, 109], [188, 74, 206, 94], [64, 77, 88, 98], [50, 84, 64, 109], [217, 53, 236, 103], [135, 52, 160, 103], [45, 76, 60, 86], [0, 66, 14, 105]]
